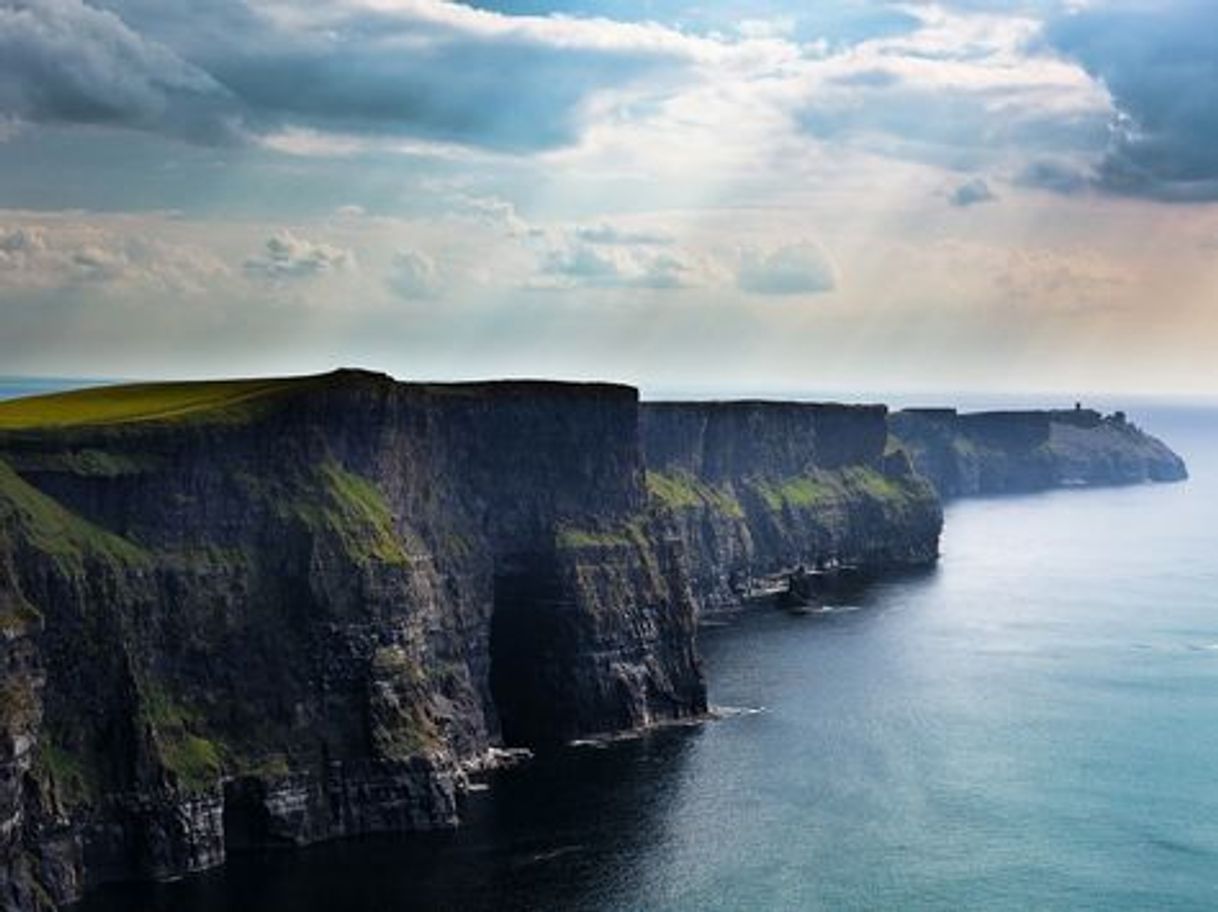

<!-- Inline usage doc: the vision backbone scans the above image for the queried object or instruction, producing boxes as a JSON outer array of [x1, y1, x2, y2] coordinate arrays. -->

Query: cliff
[[0, 370, 705, 909], [889, 407, 1188, 498], [4, 375, 1183, 910], [642, 402, 943, 610]]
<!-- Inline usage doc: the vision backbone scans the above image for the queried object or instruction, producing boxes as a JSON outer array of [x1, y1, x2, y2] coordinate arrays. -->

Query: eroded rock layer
[[642, 402, 944, 610]]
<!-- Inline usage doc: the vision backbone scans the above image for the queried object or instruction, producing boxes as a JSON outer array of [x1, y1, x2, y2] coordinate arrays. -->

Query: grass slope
[[0, 459, 148, 572], [0, 375, 327, 430]]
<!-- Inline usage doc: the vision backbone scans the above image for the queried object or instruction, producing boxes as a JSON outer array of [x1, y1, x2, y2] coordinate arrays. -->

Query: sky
[[2, 0, 1218, 397]]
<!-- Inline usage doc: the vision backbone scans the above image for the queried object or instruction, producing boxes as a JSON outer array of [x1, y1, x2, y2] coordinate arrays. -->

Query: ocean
[[8, 387, 1211, 911]]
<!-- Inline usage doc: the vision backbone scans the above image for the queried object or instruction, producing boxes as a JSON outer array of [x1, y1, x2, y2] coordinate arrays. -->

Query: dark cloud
[[1044, 0, 1218, 201], [0, 0, 692, 153], [1016, 159, 1091, 195], [213, 37, 682, 153], [0, 0, 237, 142], [737, 243, 834, 296]]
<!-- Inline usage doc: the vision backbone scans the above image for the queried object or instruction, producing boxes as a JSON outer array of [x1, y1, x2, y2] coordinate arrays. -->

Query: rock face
[[642, 402, 943, 610], [890, 407, 1188, 498], [0, 371, 705, 909]]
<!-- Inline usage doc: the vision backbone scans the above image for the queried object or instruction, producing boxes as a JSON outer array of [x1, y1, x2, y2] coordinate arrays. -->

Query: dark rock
[[642, 401, 943, 611], [0, 371, 706, 908], [890, 407, 1188, 497]]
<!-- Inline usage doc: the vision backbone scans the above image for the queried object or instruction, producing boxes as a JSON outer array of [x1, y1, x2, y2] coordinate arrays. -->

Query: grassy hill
[[0, 375, 329, 430]]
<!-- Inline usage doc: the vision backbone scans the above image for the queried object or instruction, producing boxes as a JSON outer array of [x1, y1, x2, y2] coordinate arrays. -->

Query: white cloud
[[244, 231, 355, 280], [388, 247, 439, 299], [534, 236, 707, 291], [455, 195, 535, 238], [0, 220, 229, 292], [573, 223, 674, 246], [790, 6, 1110, 173]]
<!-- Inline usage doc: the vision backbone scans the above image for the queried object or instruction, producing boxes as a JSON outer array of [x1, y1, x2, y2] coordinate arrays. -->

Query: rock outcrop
[[890, 407, 1188, 498], [0, 370, 705, 909], [642, 402, 943, 611]]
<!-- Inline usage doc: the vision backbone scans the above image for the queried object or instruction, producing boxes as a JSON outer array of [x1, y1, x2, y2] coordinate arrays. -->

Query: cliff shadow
[[488, 552, 577, 751]]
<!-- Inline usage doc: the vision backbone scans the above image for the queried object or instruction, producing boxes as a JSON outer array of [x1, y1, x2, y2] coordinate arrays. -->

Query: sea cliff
[[0, 370, 704, 909], [0, 375, 1189, 911], [890, 407, 1188, 498], [642, 402, 943, 610]]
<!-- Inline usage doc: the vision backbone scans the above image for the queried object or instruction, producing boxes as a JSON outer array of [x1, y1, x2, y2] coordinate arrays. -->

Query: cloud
[[388, 248, 439, 299], [829, 68, 901, 89], [737, 242, 835, 296], [466, 2, 923, 48], [33, 0, 705, 154], [541, 242, 617, 282], [456, 194, 535, 237], [536, 237, 698, 290], [0, 219, 228, 291], [632, 252, 693, 290], [0, 0, 236, 142], [1044, 0, 1218, 201], [243, 231, 354, 280], [792, 6, 1110, 172], [0, 0, 1122, 198], [950, 177, 996, 207], [573, 223, 674, 246], [1016, 159, 1092, 195]]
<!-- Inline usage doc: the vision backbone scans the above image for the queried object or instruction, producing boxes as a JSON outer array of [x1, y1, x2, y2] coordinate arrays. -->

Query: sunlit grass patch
[[0, 375, 324, 430]]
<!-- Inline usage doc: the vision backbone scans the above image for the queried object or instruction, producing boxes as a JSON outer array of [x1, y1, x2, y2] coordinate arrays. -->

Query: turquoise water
[[65, 406, 1218, 910]]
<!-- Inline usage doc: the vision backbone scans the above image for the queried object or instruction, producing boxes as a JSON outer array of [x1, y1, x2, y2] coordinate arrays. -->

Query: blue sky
[[2, 0, 1217, 395]]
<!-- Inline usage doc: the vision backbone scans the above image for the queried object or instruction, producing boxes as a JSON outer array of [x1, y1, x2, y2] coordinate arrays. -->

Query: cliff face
[[890, 407, 1189, 498], [642, 402, 943, 610], [0, 371, 705, 909]]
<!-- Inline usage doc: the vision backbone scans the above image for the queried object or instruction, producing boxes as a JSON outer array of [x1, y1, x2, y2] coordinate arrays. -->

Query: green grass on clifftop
[[0, 375, 328, 430]]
